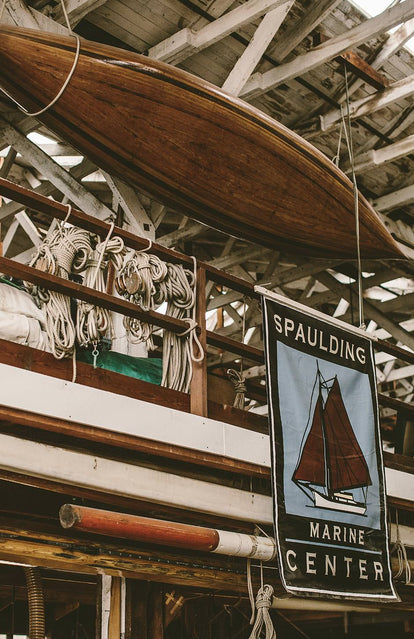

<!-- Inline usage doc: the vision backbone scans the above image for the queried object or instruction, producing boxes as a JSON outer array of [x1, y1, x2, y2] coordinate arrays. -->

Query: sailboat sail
[[293, 368, 371, 513], [323, 377, 371, 492], [292, 393, 325, 486]]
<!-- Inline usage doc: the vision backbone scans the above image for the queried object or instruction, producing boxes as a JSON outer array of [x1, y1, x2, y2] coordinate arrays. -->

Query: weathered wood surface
[[0, 517, 251, 592], [0, 26, 403, 259]]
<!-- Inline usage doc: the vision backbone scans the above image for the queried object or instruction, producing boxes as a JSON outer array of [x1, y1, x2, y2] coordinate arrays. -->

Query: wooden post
[[126, 580, 149, 639], [148, 585, 164, 639], [108, 577, 122, 639], [190, 264, 208, 416]]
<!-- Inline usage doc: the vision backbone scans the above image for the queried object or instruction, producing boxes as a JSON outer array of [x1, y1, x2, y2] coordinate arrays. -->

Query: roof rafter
[[269, 0, 343, 63], [3, 0, 68, 33], [240, 0, 414, 98], [373, 184, 414, 214], [321, 73, 414, 131], [148, 0, 288, 64], [0, 120, 114, 221], [51, 0, 108, 27], [348, 134, 414, 174], [221, 0, 294, 96]]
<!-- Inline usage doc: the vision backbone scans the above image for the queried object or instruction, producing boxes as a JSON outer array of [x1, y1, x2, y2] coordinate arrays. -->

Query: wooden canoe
[[0, 26, 404, 259]]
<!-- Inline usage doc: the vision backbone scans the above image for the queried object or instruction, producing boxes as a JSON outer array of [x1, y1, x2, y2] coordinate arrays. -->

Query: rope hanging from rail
[[25, 211, 204, 392], [247, 557, 277, 639], [76, 224, 125, 348], [26, 215, 91, 359], [112, 248, 204, 392]]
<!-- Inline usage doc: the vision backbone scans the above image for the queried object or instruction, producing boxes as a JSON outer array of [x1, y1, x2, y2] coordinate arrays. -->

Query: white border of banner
[[255, 286, 377, 341], [260, 287, 398, 601]]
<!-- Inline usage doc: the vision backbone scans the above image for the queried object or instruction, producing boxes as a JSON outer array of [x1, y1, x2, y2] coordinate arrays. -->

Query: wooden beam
[[269, 0, 342, 63], [103, 174, 155, 240], [0, 432, 273, 523], [336, 50, 389, 90], [190, 264, 208, 417], [0, 158, 99, 222], [50, 0, 108, 27], [0, 120, 114, 221], [349, 134, 414, 174], [240, 0, 414, 98], [0, 147, 17, 179], [221, 1, 294, 96], [15, 210, 41, 246], [316, 271, 414, 352], [207, 260, 341, 310], [148, 0, 289, 64], [325, 17, 414, 117], [0, 520, 249, 592], [2, 0, 69, 33], [372, 184, 414, 213], [321, 73, 414, 131], [0, 177, 257, 297], [384, 364, 414, 383], [208, 247, 264, 270], [159, 222, 205, 248]]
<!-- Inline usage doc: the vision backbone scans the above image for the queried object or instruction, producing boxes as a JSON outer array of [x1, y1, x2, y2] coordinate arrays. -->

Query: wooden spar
[[0, 26, 404, 259], [59, 504, 276, 561]]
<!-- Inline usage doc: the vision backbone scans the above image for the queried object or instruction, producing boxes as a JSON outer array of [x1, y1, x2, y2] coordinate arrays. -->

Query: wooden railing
[[0, 176, 413, 446]]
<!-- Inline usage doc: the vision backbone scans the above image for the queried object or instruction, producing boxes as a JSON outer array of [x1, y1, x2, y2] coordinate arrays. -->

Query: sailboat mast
[[318, 367, 332, 497]]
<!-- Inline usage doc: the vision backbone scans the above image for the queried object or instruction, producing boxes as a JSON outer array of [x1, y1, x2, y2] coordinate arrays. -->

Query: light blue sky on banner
[[277, 342, 381, 530]]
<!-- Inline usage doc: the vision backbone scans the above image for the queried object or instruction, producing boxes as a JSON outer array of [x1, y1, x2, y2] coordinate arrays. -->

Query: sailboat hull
[[313, 490, 367, 516], [0, 26, 404, 258]]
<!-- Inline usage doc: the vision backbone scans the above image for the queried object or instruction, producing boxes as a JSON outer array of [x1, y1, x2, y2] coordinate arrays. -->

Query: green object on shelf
[[77, 349, 162, 385]]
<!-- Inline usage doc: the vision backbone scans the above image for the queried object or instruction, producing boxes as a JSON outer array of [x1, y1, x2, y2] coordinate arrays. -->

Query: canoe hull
[[0, 26, 404, 258]]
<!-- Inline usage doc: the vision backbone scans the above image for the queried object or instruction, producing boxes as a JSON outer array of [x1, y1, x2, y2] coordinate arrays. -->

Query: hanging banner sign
[[259, 288, 397, 601]]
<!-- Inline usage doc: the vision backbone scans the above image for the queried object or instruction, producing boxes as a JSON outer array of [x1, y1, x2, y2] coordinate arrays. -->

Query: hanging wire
[[21, 0, 81, 117], [341, 65, 365, 329]]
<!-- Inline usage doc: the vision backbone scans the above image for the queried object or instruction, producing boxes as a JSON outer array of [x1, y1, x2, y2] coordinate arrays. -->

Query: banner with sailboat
[[259, 288, 397, 601]]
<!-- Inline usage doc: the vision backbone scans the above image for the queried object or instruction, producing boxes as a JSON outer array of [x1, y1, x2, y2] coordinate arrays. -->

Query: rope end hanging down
[[247, 554, 277, 639], [248, 584, 277, 639]]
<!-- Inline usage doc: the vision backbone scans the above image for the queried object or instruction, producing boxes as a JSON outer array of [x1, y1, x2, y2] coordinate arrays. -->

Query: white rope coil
[[248, 585, 276, 639], [76, 226, 125, 349], [115, 250, 203, 393], [27, 223, 91, 360]]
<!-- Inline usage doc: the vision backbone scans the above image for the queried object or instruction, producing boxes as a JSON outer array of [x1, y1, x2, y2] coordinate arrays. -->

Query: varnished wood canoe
[[0, 26, 404, 258]]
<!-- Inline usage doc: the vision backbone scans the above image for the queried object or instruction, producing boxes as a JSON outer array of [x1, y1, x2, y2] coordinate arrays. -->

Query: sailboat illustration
[[292, 365, 372, 516]]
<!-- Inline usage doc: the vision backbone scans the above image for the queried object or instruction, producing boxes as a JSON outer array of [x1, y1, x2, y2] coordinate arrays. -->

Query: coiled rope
[[247, 526, 277, 639], [77, 225, 125, 348], [28, 217, 91, 359], [116, 250, 203, 393], [116, 248, 167, 351], [248, 585, 276, 639]]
